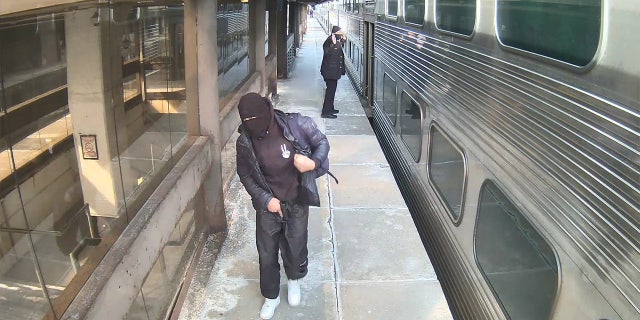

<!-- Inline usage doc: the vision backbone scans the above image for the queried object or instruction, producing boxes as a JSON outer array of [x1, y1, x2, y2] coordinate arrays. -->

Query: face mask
[[238, 93, 274, 139]]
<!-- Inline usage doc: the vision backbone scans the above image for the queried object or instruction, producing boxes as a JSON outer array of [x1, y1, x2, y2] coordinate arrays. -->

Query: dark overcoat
[[320, 36, 346, 80], [236, 110, 330, 210]]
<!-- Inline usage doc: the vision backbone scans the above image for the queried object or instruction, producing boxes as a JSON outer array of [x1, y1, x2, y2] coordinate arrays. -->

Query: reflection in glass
[[125, 203, 197, 320], [0, 3, 189, 317], [0, 230, 53, 319], [0, 14, 67, 111], [476, 181, 558, 320], [405, 0, 425, 25], [497, 0, 600, 66], [374, 61, 384, 108], [435, 0, 476, 36], [428, 125, 465, 221], [383, 74, 397, 126], [388, 0, 399, 16], [123, 74, 141, 102], [119, 6, 188, 214], [400, 92, 422, 161], [217, 3, 250, 101]]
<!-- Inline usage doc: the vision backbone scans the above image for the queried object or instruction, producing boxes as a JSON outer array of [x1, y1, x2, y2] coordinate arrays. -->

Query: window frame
[[387, 0, 399, 18], [399, 91, 424, 162], [433, 0, 477, 39], [473, 179, 560, 319], [494, 0, 602, 69], [403, 0, 426, 26], [382, 72, 398, 126], [427, 122, 468, 225]]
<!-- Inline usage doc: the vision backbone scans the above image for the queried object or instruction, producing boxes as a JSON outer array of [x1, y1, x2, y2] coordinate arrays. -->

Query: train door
[[363, 21, 375, 106]]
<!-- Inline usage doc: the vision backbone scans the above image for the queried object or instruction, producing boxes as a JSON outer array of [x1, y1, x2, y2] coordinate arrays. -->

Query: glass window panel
[[428, 125, 465, 221], [383, 74, 397, 126], [123, 74, 141, 102], [1, 187, 28, 230], [400, 92, 422, 161], [32, 222, 97, 308], [120, 5, 188, 216], [0, 136, 16, 201], [435, 0, 476, 36], [1, 3, 190, 317], [374, 61, 384, 109], [0, 15, 67, 111], [476, 181, 558, 320], [125, 202, 198, 320], [388, 0, 399, 16], [496, 0, 600, 66], [0, 230, 53, 319], [217, 3, 250, 101], [405, 0, 425, 25], [121, 20, 140, 64]]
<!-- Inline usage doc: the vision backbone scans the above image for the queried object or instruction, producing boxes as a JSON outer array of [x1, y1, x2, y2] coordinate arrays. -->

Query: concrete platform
[[177, 18, 452, 320]]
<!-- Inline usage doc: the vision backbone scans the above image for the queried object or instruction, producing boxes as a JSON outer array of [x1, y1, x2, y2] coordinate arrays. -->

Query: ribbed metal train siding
[[373, 108, 497, 319], [343, 14, 365, 95], [375, 22, 639, 316]]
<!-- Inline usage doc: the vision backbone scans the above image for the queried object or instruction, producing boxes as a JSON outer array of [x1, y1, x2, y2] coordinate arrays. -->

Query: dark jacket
[[320, 36, 346, 80], [236, 110, 330, 210]]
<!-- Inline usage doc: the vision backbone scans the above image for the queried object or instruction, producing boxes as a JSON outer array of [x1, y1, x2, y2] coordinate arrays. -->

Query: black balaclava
[[331, 26, 341, 34], [238, 93, 275, 139]]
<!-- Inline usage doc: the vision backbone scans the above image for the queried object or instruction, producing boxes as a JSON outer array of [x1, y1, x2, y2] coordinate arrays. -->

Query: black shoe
[[330, 109, 339, 114], [321, 113, 337, 119]]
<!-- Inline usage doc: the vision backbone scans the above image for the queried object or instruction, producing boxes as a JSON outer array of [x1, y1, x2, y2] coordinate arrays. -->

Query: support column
[[276, 0, 287, 78], [249, 0, 266, 87], [266, 0, 279, 97], [65, 8, 127, 217], [293, 3, 300, 49], [184, 0, 225, 232]]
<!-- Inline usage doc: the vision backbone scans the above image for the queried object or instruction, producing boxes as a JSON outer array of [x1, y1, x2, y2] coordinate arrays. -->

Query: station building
[[0, 0, 313, 318]]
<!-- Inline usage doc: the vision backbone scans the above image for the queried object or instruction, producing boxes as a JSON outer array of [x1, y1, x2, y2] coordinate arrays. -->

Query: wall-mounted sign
[[80, 134, 99, 160]]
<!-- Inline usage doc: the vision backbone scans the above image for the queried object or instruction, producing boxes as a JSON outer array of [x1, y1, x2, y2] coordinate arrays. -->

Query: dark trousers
[[256, 201, 309, 299], [322, 78, 338, 115]]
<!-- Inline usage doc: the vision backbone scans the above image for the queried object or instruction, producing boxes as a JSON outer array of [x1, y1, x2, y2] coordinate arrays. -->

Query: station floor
[[177, 18, 452, 320]]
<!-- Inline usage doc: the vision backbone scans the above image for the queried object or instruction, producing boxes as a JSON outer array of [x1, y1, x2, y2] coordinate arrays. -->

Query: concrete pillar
[[184, 0, 225, 232], [292, 3, 300, 49], [249, 0, 266, 87], [268, 0, 277, 57], [65, 8, 128, 217], [266, 0, 278, 96], [277, 0, 288, 78]]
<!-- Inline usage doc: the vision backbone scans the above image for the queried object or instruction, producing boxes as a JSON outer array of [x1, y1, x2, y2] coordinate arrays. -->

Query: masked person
[[320, 25, 346, 118], [235, 92, 330, 319]]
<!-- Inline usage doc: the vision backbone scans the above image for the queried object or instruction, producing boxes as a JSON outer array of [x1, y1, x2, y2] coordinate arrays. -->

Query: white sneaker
[[260, 296, 280, 319], [287, 279, 301, 306]]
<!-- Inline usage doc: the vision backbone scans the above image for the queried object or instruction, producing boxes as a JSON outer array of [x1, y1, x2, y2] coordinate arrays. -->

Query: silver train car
[[319, 1, 639, 319]]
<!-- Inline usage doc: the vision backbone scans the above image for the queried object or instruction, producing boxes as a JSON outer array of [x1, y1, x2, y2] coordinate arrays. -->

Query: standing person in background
[[235, 93, 330, 319], [320, 25, 346, 119]]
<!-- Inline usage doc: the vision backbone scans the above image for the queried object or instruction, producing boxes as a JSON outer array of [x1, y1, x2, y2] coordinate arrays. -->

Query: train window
[[383, 74, 398, 125], [400, 92, 422, 161], [388, 0, 398, 17], [374, 61, 384, 107], [475, 181, 558, 320], [496, 0, 600, 66], [435, 0, 476, 36], [404, 0, 425, 25], [428, 124, 465, 222]]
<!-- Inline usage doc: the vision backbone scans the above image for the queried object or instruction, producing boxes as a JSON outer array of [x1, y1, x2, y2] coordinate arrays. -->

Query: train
[[317, 1, 639, 319]]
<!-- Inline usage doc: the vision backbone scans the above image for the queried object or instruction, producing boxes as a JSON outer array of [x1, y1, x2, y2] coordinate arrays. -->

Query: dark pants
[[322, 78, 338, 115], [256, 201, 309, 299]]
